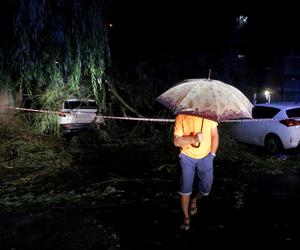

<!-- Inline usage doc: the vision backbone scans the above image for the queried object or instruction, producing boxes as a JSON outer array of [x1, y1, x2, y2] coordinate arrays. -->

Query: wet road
[[79, 145, 300, 250], [0, 143, 299, 250]]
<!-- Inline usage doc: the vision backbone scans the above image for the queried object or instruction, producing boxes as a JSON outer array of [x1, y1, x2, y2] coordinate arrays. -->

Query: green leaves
[[2, 0, 110, 107]]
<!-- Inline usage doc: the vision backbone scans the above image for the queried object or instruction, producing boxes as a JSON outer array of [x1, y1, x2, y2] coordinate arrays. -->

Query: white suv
[[59, 99, 99, 134], [230, 102, 300, 154]]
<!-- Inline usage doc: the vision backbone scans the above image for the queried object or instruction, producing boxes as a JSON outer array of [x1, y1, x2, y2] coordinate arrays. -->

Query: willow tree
[[0, 0, 110, 133]]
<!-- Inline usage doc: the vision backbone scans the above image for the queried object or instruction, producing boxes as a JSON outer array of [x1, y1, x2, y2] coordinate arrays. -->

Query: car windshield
[[64, 100, 98, 109], [286, 108, 300, 118]]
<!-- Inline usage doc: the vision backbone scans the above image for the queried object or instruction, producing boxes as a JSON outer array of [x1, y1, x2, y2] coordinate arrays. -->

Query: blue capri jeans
[[178, 152, 215, 196]]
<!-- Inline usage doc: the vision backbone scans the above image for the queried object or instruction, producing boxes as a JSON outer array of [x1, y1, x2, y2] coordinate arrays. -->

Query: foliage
[[0, 73, 16, 105], [0, 121, 73, 182], [1, 120, 300, 216], [108, 50, 252, 122], [0, 0, 110, 133], [17, 84, 101, 135]]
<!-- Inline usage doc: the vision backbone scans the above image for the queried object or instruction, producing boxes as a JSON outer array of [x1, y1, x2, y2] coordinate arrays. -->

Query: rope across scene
[[97, 115, 175, 123], [0, 105, 279, 123], [2, 106, 175, 123]]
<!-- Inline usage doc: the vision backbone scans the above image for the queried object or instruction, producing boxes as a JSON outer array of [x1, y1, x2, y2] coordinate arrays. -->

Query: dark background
[[108, 0, 300, 54]]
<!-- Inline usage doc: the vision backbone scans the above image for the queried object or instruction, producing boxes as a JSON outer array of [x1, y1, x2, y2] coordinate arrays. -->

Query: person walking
[[173, 114, 219, 231]]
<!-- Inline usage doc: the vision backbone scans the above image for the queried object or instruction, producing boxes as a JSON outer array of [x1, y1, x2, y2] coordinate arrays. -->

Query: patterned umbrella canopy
[[156, 78, 253, 122]]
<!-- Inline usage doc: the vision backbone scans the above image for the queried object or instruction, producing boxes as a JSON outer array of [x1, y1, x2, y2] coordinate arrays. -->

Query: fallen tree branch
[[106, 80, 143, 117]]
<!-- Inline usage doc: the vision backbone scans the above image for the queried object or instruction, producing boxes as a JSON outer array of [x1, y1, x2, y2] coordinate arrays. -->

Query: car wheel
[[265, 135, 283, 155]]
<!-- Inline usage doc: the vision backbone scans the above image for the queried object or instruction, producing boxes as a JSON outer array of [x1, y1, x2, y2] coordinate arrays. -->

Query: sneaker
[[180, 218, 190, 231], [189, 202, 198, 216]]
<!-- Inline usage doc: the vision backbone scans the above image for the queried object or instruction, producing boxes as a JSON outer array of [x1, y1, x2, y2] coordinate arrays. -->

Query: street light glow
[[264, 90, 270, 97], [264, 90, 271, 103]]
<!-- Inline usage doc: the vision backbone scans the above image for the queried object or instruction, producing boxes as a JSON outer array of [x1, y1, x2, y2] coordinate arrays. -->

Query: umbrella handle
[[191, 119, 203, 148]]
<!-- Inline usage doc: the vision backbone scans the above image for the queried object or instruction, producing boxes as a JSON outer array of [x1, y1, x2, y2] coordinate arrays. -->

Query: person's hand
[[196, 132, 203, 143], [191, 133, 203, 148]]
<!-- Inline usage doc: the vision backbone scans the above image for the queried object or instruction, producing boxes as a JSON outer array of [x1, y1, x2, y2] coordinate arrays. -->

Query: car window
[[252, 106, 280, 118], [64, 100, 98, 109], [286, 108, 300, 118]]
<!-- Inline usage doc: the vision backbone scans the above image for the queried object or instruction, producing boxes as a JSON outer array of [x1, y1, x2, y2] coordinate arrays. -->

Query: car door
[[234, 120, 264, 146], [231, 106, 280, 146]]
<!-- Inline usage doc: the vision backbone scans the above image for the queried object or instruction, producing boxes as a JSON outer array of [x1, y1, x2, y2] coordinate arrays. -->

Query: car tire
[[265, 135, 283, 155]]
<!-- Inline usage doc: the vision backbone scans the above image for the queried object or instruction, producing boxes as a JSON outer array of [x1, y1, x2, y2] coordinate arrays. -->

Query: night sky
[[109, 1, 238, 49], [108, 1, 300, 58]]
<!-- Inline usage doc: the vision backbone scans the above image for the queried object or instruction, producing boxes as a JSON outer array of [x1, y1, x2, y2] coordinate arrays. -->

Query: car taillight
[[279, 119, 300, 127], [58, 112, 71, 117]]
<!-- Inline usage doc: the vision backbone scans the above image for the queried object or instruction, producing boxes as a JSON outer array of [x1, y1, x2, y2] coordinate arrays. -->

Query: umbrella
[[156, 78, 253, 122]]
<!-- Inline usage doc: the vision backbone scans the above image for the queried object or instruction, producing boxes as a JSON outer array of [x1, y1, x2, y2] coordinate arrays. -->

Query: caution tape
[[1, 105, 285, 123], [1, 105, 175, 123], [96, 115, 175, 123], [5, 106, 62, 115]]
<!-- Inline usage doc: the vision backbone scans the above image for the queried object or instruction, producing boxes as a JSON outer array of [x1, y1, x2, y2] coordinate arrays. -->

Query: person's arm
[[174, 133, 203, 147], [210, 126, 219, 155]]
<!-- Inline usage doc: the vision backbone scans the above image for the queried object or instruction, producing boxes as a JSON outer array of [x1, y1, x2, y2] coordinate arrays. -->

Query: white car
[[59, 99, 99, 134], [230, 102, 300, 154]]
